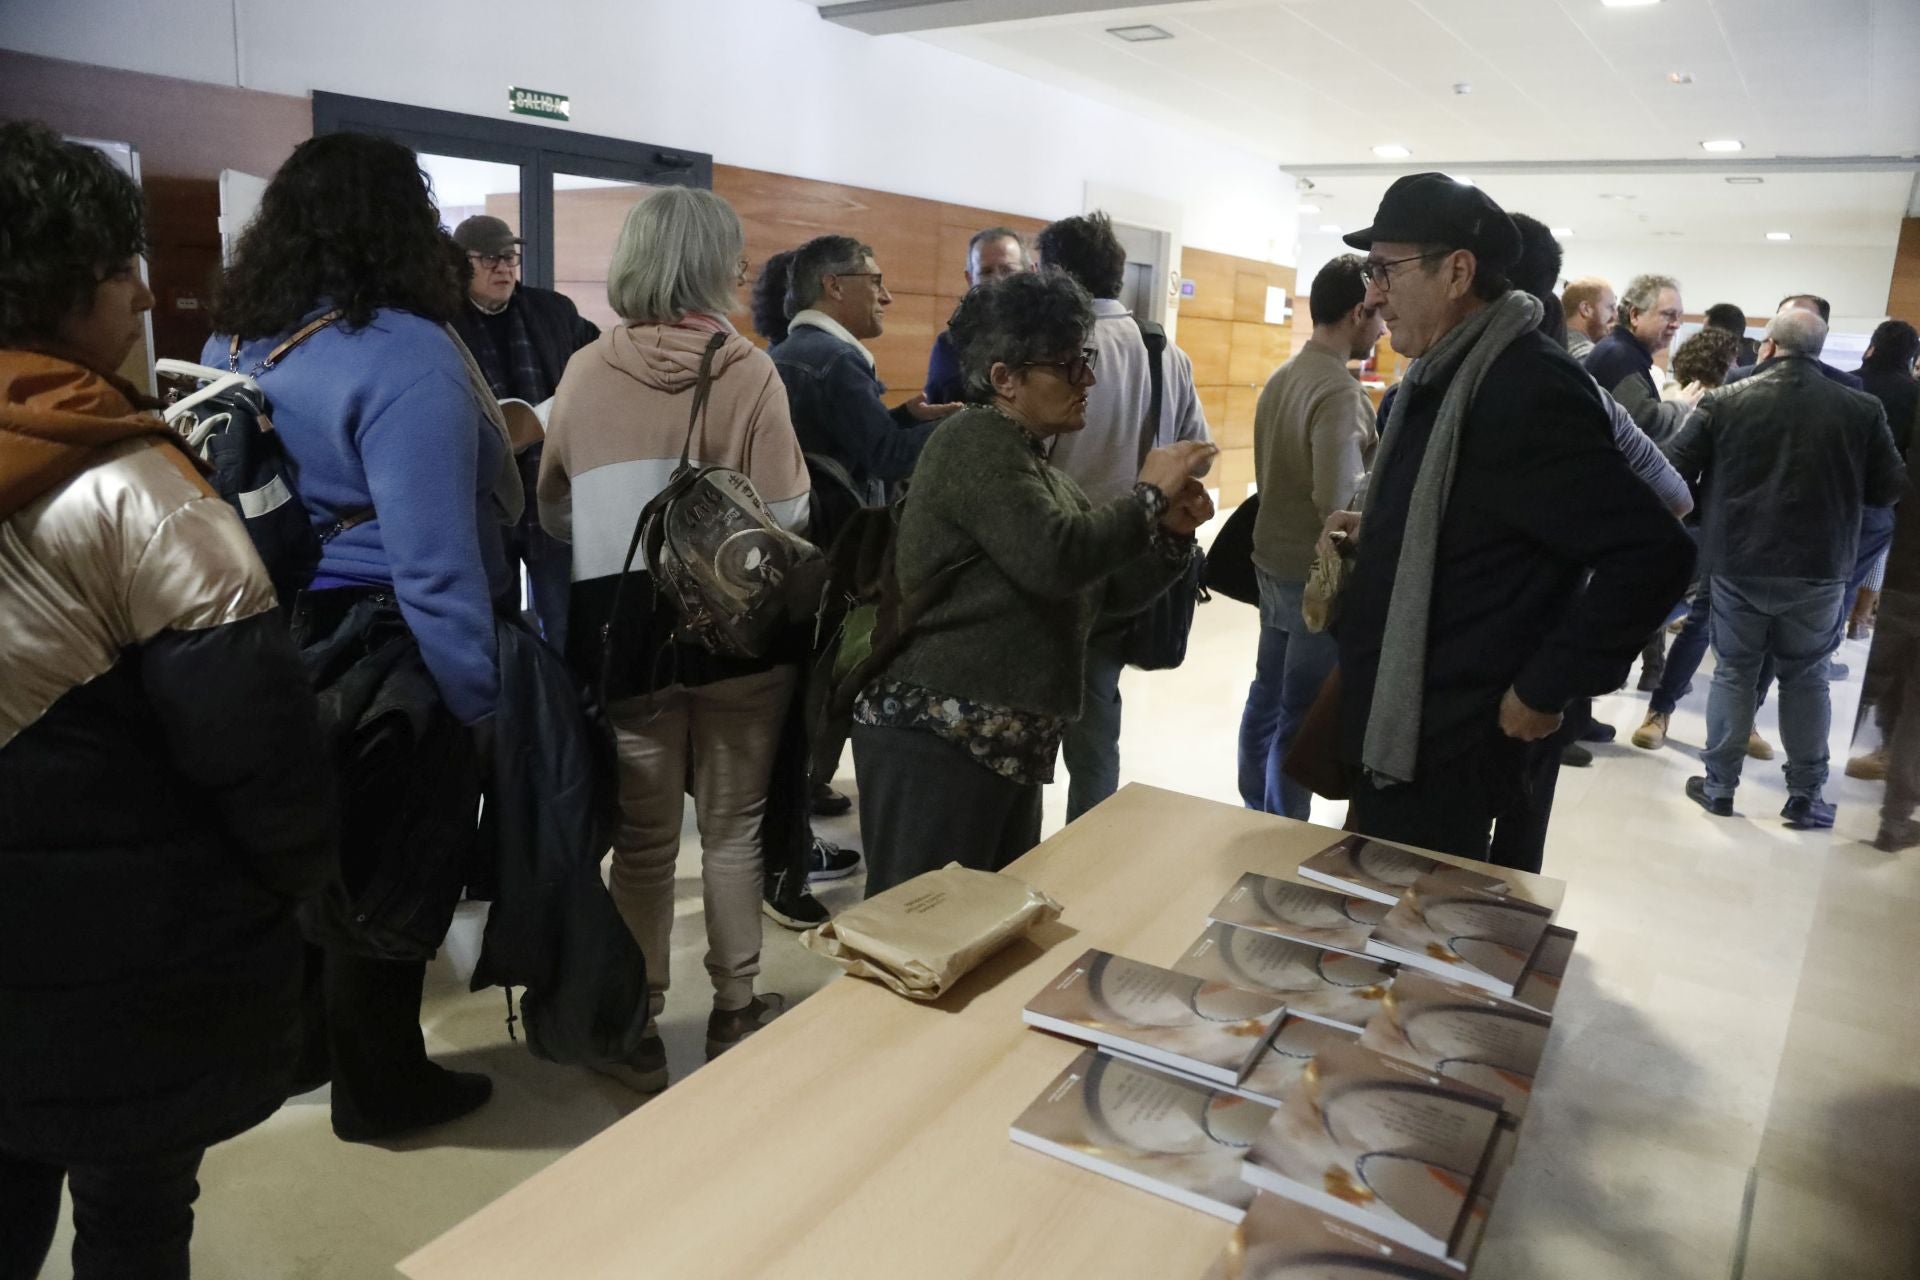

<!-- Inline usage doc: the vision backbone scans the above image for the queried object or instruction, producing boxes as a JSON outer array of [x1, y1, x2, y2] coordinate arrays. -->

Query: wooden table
[[400, 784, 1567, 1280]]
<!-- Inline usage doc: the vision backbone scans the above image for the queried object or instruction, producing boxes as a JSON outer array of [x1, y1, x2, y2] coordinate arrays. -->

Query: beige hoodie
[[538, 322, 810, 584]]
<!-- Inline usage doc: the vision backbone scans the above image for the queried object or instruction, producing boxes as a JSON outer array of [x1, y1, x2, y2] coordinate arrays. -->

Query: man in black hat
[[449, 214, 600, 651], [1318, 173, 1692, 867]]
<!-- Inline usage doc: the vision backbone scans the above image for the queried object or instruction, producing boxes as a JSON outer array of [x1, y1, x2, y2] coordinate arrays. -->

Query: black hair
[[948, 270, 1095, 405], [1035, 211, 1126, 300], [1505, 213, 1563, 300], [1538, 291, 1568, 347], [210, 132, 461, 339], [1703, 302, 1748, 334], [0, 120, 148, 348], [967, 227, 1023, 267], [1308, 255, 1368, 326], [1416, 243, 1510, 303], [1673, 328, 1739, 388], [1864, 319, 1919, 375], [750, 248, 798, 344], [1779, 293, 1831, 323], [787, 234, 871, 312]]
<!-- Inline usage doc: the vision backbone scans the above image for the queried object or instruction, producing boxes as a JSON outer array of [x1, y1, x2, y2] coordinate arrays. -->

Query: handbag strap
[[596, 328, 729, 702], [1135, 320, 1168, 469], [230, 309, 344, 376]]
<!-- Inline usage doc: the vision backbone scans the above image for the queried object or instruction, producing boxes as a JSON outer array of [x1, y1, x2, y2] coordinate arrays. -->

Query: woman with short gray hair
[[539, 185, 810, 1085], [851, 270, 1217, 895]]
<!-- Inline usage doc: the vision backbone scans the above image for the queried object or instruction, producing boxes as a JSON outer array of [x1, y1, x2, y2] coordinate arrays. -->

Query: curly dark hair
[[750, 248, 797, 344], [209, 132, 462, 339], [1672, 327, 1739, 388], [948, 270, 1095, 405], [0, 120, 147, 348], [1035, 211, 1127, 300]]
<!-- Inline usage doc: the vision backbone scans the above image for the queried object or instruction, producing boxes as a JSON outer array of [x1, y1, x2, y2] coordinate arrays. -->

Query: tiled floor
[[37, 595, 1900, 1279]]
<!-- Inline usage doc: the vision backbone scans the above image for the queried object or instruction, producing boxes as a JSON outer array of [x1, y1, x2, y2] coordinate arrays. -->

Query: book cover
[[1241, 1041, 1503, 1260], [1009, 1048, 1273, 1222], [1296, 835, 1511, 907], [1206, 873, 1389, 958], [1357, 970, 1553, 1120], [1175, 922, 1396, 1032], [1511, 924, 1577, 1017], [1363, 875, 1554, 998], [1203, 1192, 1460, 1279], [1023, 949, 1289, 1086], [1231, 1016, 1362, 1106]]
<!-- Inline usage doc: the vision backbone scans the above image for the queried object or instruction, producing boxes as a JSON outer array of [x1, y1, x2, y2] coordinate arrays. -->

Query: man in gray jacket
[[1240, 254, 1382, 818], [1666, 307, 1906, 828]]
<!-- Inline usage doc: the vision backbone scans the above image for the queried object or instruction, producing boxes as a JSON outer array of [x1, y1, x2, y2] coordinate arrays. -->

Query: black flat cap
[[1343, 173, 1522, 275]]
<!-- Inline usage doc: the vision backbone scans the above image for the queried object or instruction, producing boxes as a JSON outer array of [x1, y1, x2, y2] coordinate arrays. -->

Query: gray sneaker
[[590, 1028, 667, 1094], [706, 993, 786, 1061]]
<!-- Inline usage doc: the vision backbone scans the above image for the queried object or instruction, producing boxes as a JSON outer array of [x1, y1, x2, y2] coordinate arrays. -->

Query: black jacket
[[1666, 356, 1906, 581], [450, 284, 601, 405], [0, 613, 336, 1163], [1857, 365, 1919, 458], [1584, 325, 1688, 444], [1338, 327, 1694, 772]]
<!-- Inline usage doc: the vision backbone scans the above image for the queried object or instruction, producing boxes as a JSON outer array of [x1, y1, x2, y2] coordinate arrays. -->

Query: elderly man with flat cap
[[448, 214, 600, 650], [1317, 174, 1693, 869]]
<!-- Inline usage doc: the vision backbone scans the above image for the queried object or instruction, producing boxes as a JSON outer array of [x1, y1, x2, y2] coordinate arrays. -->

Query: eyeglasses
[[469, 251, 521, 270], [1358, 249, 1452, 292], [1022, 348, 1099, 383]]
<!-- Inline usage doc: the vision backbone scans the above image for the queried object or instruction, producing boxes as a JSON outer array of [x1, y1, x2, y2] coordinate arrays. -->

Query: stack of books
[[1008, 835, 1574, 1274]]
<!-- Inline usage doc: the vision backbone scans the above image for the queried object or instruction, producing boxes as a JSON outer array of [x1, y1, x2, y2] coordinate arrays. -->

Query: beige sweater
[[1250, 338, 1377, 581]]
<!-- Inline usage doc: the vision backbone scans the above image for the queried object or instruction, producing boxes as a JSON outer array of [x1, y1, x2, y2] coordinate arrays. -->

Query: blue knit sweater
[[206, 309, 509, 724]]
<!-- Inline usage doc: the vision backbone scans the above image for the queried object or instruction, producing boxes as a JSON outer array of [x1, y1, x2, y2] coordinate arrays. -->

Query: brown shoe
[[1846, 749, 1889, 781], [706, 993, 786, 1061], [1747, 730, 1775, 761], [1873, 816, 1920, 852], [1631, 711, 1668, 750]]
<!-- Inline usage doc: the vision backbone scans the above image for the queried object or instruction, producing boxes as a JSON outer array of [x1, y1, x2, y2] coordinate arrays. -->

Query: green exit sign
[[508, 86, 570, 121]]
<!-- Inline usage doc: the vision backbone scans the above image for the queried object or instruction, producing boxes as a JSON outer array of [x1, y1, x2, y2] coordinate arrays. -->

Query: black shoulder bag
[[1120, 320, 1207, 671]]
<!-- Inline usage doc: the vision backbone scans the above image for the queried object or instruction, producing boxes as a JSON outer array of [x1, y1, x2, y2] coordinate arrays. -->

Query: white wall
[[0, 0, 1296, 264], [1290, 231, 1897, 339]]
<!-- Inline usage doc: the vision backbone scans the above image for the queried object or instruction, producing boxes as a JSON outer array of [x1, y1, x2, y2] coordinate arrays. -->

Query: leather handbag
[[1280, 665, 1354, 800]]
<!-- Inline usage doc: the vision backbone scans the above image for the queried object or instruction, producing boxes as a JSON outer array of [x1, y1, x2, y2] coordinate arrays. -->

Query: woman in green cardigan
[[852, 270, 1216, 896]]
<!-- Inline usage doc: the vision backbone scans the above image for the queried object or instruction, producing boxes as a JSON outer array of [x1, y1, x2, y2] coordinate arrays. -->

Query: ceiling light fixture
[[1107, 23, 1173, 41], [1453, 82, 1472, 95], [1700, 139, 1744, 152], [1318, 224, 1344, 234], [1373, 144, 1411, 159], [1725, 176, 1765, 185], [1668, 71, 1693, 84], [1600, 0, 1662, 8], [1766, 231, 1792, 241], [1551, 227, 1574, 237], [1297, 204, 1321, 215]]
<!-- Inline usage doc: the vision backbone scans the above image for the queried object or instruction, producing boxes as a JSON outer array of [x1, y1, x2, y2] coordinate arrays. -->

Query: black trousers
[[1485, 700, 1588, 876], [1347, 730, 1528, 864], [852, 724, 1043, 898], [298, 947, 441, 1134], [0, 1146, 204, 1280]]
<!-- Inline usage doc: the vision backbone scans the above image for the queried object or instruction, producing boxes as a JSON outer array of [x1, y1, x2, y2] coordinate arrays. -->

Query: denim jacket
[[770, 322, 936, 506]]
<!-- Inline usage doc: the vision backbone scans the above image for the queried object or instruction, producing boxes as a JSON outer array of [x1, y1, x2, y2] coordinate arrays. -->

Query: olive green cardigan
[[881, 406, 1193, 719]]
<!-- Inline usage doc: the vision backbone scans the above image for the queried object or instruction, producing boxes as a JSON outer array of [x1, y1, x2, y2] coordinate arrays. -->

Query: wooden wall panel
[[715, 164, 943, 299], [1889, 218, 1920, 324], [1178, 250, 1238, 321], [1180, 317, 1233, 389], [1215, 448, 1258, 504], [1177, 248, 1297, 510]]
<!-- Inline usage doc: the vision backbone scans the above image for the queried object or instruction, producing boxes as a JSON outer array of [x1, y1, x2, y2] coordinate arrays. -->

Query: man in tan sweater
[[1239, 255, 1383, 817]]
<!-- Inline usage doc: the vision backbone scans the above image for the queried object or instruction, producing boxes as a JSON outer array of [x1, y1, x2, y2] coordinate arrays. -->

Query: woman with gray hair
[[851, 270, 1216, 896], [539, 186, 809, 1084]]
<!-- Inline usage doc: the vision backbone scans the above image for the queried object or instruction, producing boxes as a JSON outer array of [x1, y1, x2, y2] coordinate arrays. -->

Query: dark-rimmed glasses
[[1358, 250, 1451, 292], [1022, 348, 1099, 383], [468, 251, 521, 271]]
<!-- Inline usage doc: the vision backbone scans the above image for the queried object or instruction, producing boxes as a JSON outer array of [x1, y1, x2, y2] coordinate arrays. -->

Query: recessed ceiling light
[[1373, 144, 1411, 159], [1601, 0, 1662, 7], [1597, 192, 1638, 201], [1766, 231, 1792, 241], [1725, 176, 1765, 185], [1318, 224, 1344, 234], [1668, 71, 1694, 84], [1452, 82, 1473, 95], [1700, 139, 1744, 152], [1550, 227, 1574, 237], [1297, 204, 1321, 215], [1107, 23, 1173, 42]]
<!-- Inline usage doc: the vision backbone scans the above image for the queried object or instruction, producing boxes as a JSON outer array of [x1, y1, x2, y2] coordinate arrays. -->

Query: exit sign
[[508, 86, 570, 121]]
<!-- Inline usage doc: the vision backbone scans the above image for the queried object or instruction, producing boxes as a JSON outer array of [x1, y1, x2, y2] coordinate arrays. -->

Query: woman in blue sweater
[[207, 133, 515, 1142]]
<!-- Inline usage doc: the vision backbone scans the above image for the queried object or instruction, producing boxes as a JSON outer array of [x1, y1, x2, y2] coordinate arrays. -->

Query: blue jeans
[[1652, 577, 1773, 716], [1702, 576, 1846, 802], [1063, 629, 1126, 822], [1237, 571, 1337, 818]]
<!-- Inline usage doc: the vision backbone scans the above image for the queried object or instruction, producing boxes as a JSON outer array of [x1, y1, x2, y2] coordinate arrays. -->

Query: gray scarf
[[1362, 290, 1543, 786]]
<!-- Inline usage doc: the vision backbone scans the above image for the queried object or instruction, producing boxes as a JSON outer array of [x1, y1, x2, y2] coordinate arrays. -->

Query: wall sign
[[508, 87, 570, 121], [1179, 279, 1197, 298]]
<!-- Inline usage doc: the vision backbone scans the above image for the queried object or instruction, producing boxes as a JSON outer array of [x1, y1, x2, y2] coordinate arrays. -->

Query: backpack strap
[[230, 309, 345, 376], [1135, 319, 1167, 469], [674, 331, 728, 473]]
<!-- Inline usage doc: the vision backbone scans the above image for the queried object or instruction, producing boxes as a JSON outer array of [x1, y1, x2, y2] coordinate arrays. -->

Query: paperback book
[[1231, 1015, 1362, 1106], [1296, 835, 1510, 906], [1023, 949, 1289, 1086], [1241, 1040, 1503, 1261], [1363, 875, 1554, 998], [1010, 1048, 1274, 1222], [1206, 873, 1389, 958], [1202, 1191, 1461, 1279], [1174, 922, 1396, 1032], [1357, 970, 1553, 1120], [1512, 924, 1577, 1017]]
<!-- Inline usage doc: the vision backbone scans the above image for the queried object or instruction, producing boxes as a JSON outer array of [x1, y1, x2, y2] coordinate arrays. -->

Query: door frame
[[312, 92, 711, 289]]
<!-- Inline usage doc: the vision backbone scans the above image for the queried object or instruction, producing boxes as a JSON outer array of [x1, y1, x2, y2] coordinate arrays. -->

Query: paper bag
[[801, 864, 1063, 1000]]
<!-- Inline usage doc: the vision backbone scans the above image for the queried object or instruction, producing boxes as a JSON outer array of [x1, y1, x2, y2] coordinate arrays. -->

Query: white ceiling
[[820, 0, 1920, 249]]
